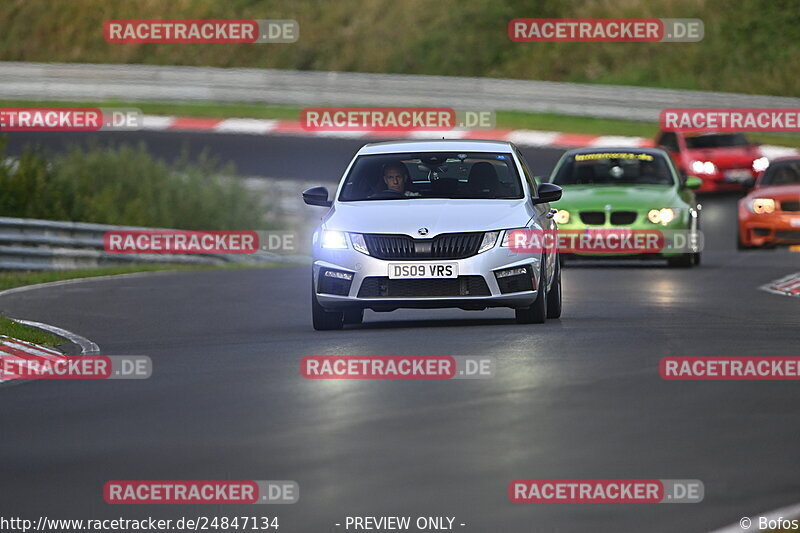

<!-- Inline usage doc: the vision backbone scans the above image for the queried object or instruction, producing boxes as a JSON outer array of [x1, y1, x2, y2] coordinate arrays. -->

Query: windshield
[[684, 133, 750, 149], [551, 152, 675, 186], [338, 152, 524, 201], [760, 160, 800, 186]]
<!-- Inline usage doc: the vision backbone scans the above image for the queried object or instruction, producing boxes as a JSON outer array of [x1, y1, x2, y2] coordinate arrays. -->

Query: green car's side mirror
[[684, 176, 702, 190]]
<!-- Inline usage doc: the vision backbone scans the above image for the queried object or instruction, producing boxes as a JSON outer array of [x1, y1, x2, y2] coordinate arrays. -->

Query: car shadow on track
[[353, 316, 565, 330]]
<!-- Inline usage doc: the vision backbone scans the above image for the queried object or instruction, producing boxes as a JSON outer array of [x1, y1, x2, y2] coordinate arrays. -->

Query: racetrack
[[2, 131, 800, 532]]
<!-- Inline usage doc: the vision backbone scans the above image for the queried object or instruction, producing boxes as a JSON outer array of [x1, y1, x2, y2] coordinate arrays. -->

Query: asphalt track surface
[[2, 131, 800, 533]]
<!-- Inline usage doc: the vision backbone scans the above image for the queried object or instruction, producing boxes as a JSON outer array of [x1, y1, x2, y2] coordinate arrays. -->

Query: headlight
[[478, 231, 500, 253], [321, 230, 348, 249], [554, 209, 570, 224], [749, 198, 775, 214], [690, 160, 717, 174], [753, 157, 769, 172], [500, 228, 528, 247], [647, 208, 677, 225], [350, 233, 370, 255]]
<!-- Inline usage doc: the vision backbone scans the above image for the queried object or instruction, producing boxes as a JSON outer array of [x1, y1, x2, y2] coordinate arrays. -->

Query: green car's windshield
[[552, 152, 675, 187]]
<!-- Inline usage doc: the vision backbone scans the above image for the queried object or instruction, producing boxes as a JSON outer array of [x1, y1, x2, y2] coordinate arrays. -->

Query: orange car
[[738, 156, 800, 249]]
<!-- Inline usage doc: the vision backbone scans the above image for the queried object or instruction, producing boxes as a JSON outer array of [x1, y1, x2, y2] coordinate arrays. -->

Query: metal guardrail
[[0, 217, 305, 270], [2, 62, 800, 121]]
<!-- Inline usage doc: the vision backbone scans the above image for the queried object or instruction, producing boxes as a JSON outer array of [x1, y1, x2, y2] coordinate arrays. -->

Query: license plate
[[724, 169, 752, 182], [388, 262, 458, 279]]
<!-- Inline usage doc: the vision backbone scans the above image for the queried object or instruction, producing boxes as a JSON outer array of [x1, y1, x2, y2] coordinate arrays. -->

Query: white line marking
[[505, 130, 561, 147], [140, 115, 175, 130], [589, 135, 649, 147], [214, 118, 278, 134], [13, 319, 99, 354]]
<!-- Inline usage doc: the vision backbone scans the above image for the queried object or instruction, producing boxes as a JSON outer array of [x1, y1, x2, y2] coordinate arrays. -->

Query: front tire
[[546, 255, 562, 319], [667, 254, 693, 268], [312, 286, 343, 330], [343, 308, 364, 325], [515, 258, 547, 324]]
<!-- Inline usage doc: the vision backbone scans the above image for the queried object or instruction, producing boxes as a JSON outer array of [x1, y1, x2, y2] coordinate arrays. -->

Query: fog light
[[324, 270, 353, 280], [495, 267, 528, 278]]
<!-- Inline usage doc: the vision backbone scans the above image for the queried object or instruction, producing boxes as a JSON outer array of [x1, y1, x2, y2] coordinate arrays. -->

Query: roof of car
[[562, 146, 669, 157], [357, 139, 514, 155]]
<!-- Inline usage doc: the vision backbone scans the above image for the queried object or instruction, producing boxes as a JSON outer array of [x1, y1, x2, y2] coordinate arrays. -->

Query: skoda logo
[[604, 204, 613, 210], [418, 227, 429, 236]]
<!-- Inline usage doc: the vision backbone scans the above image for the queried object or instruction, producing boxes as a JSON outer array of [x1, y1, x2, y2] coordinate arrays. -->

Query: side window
[[514, 147, 537, 196], [657, 132, 679, 152]]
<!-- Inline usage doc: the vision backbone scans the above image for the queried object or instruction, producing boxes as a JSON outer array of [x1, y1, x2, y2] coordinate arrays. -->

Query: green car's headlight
[[554, 209, 570, 225], [647, 208, 678, 225]]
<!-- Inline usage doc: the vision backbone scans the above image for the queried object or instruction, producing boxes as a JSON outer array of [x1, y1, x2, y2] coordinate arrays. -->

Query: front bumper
[[555, 217, 697, 259], [739, 212, 800, 246], [313, 245, 542, 311]]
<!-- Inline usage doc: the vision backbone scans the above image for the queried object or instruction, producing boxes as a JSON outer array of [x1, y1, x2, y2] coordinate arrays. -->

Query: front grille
[[579, 211, 606, 225], [610, 211, 637, 225], [364, 233, 483, 260], [780, 201, 800, 212], [357, 276, 490, 298], [775, 230, 800, 241]]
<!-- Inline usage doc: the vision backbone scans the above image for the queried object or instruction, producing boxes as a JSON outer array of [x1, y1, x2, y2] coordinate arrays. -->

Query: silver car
[[302, 140, 563, 330]]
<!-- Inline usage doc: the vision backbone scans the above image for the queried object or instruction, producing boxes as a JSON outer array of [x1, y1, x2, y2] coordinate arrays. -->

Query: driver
[[377, 163, 419, 196]]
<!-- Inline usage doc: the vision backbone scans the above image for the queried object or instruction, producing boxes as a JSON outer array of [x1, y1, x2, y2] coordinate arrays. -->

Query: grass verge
[[4, 99, 800, 149], [0, 315, 65, 346]]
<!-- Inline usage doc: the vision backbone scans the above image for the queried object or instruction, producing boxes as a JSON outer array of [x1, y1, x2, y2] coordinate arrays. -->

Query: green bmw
[[546, 147, 702, 267]]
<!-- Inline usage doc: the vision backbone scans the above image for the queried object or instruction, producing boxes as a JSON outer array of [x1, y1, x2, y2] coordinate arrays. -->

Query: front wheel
[[312, 286, 344, 330], [515, 258, 547, 324], [546, 255, 562, 319], [343, 308, 364, 324], [667, 254, 693, 268]]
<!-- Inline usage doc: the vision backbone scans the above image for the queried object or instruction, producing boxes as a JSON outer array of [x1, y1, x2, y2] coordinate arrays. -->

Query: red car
[[738, 156, 800, 249], [655, 131, 767, 193]]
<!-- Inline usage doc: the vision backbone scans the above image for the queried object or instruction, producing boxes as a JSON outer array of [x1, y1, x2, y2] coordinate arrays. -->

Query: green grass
[[0, 138, 266, 228], [4, 99, 800, 149], [0, 315, 65, 346], [1, 0, 799, 97]]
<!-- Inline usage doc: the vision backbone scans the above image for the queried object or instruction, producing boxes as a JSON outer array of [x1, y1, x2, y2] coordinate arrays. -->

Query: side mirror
[[533, 183, 563, 204], [684, 176, 702, 190], [303, 186, 332, 207]]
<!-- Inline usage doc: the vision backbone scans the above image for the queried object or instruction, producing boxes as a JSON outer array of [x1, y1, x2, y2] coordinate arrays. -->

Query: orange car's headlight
[[749, 198, 776, 214]]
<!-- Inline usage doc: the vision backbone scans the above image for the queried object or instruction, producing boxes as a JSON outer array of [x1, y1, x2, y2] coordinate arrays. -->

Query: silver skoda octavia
[[303, 140, 564, 330]]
